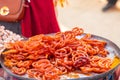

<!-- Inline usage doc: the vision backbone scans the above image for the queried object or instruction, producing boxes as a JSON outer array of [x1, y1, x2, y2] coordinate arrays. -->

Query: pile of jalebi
[[2, 27, 113, 80]]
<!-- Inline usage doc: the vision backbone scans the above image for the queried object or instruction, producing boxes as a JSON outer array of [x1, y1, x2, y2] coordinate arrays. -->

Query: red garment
[[21, 0, 60, 37]]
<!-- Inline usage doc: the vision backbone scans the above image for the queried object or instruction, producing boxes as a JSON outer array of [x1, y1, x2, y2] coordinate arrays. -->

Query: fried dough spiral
[[3, 27, 113, 80]]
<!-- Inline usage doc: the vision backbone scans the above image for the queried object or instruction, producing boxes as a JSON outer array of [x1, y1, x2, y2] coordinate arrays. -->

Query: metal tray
[[0, 34, 120, 80]]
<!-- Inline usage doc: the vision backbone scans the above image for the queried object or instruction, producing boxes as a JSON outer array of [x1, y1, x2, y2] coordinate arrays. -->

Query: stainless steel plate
[[0, 34, 120, 80]]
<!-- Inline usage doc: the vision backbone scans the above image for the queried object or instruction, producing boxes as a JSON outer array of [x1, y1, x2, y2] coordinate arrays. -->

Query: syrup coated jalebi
[[3, 27, 113, 80]]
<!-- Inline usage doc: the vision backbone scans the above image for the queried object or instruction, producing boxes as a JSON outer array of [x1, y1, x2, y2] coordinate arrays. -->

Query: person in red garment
[[21, 0, 60, 37]]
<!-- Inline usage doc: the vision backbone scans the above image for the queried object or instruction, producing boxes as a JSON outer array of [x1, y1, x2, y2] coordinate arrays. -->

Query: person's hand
[[53, 0, 68, 7]]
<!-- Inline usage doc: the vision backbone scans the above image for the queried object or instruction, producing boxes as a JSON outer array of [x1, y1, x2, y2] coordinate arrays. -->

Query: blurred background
[[56, 0, 120, 47]]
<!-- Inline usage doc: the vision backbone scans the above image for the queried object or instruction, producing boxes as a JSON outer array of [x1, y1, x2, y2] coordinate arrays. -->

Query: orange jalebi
[[2, 27, 113, 80]]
